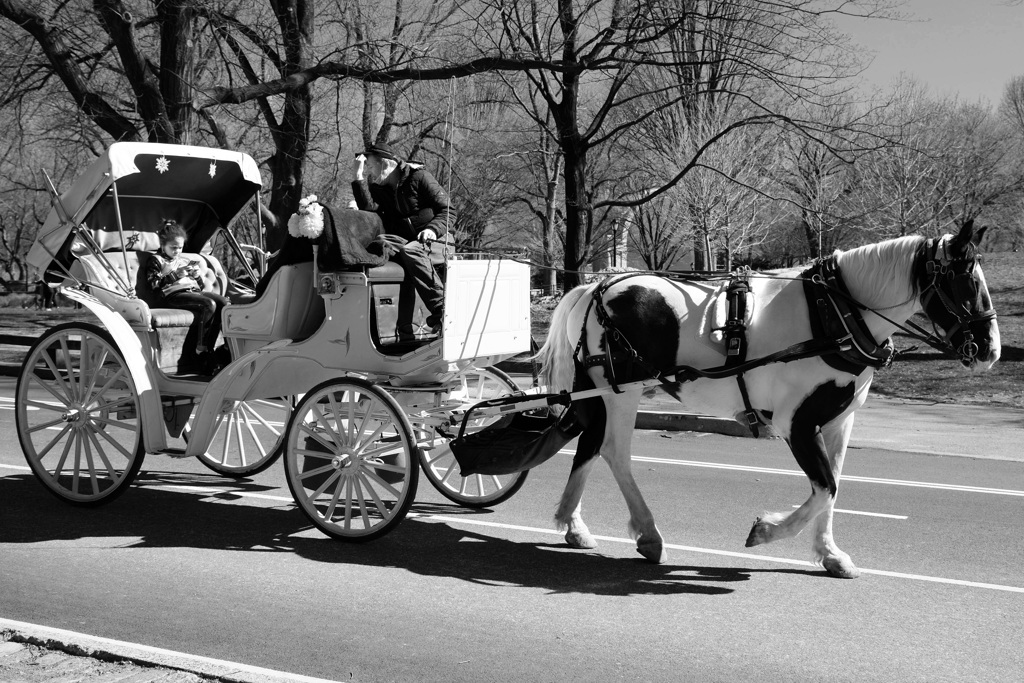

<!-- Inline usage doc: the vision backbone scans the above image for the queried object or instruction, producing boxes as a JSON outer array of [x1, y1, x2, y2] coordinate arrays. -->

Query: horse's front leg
[[600, 391, 666, 563], [809, 412, 860, 578], [745, 382, 860, 578]]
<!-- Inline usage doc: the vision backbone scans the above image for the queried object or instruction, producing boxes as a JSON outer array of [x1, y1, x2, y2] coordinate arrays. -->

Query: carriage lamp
[[318, 274, 336, 294]]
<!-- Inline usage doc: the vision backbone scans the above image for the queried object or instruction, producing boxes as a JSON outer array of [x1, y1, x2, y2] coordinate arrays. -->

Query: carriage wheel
[[15, 323, 145, 506], [418, 366, 528, 508], [284, 378, 418, 541], [190, 397, 292, 478]]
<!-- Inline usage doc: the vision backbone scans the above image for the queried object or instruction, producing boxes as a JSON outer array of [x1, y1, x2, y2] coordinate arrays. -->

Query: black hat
[[365, 143, 399, 161]]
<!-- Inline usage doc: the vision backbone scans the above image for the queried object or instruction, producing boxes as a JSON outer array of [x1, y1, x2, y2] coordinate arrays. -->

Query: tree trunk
[[561, 139, 590, 291], [156, 0, 196, 142], [265, 0, 314, 252]]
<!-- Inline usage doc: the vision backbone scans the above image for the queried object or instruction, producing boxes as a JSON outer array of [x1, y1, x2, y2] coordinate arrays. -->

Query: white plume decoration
[[287, 194, 324, 239]]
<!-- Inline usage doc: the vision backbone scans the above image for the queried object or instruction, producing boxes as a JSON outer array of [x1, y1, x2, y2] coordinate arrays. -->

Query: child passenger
[[146, 220, 228, 373]]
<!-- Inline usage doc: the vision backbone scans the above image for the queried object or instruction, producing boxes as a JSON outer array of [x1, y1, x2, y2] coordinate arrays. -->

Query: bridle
[[910, 235, 997, 364]]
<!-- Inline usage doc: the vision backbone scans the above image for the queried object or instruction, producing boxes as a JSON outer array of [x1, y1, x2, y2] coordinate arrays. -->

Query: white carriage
[[16, 142, 533, 540]]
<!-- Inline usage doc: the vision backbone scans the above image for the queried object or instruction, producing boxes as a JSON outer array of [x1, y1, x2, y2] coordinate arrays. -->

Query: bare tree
[[197, 0, 893, 291], [1000, 73, 1024, 137]]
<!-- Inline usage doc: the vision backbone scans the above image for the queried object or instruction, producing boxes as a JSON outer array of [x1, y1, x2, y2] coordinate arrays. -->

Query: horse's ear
[[952, 219, 985, 252]]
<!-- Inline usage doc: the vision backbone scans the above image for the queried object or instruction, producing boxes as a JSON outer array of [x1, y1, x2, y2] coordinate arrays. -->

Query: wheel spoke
[[84, 365, 127, 409], [82, 430, 100, 495], [240, 409, 268, 459], [49, 434, 75, 481], [80, 343, 111, 402], [241, 402, 281, 438], [29, 369, 73, 407], [70, 435, 83, 494], [92, 423, 137, 460], [357, 471, 389, 518], [85, 427, 118, 479], [352, 475, 372, 528]]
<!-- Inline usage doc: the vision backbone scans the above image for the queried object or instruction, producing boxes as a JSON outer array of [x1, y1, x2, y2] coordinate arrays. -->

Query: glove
[[417, 229, 437, 244]]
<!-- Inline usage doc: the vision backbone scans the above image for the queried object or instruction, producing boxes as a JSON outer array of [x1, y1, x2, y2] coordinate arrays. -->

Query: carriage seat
[[222, 261, 325, 357], [67, 251, 228, 329]]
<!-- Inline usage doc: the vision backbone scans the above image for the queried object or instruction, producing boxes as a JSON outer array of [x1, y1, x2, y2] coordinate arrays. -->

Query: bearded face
[[365, 155, 396, 185]]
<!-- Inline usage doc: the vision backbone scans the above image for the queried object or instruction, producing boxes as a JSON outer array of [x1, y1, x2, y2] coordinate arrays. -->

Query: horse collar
[[803, 258, 895, 374]]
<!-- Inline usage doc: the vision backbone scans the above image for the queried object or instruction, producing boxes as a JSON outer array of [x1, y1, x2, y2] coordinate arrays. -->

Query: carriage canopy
[[27, 142, 262, 274]]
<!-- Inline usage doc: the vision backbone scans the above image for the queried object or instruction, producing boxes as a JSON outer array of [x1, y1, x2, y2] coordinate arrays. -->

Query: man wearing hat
[[352, 142, 453, 339]]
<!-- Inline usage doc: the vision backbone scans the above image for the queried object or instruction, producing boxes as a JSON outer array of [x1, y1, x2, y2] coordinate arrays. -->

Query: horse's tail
[[534, 284, 592, 393]]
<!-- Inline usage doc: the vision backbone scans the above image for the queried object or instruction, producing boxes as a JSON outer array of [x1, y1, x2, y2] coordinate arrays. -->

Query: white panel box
[[441, 259, 531, 362]]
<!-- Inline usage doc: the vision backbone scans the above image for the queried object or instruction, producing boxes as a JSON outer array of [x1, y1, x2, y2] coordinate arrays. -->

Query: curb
[[0, 618, 339, 683]]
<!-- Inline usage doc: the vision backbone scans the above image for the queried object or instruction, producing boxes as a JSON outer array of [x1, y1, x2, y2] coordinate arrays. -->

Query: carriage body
[[17, 143, 532, 537]]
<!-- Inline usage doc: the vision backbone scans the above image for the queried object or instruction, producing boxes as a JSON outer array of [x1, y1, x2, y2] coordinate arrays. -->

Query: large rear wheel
[[417, 366, 528, 508], [15, 323, 145, 505], [284, 378, 418, 541]]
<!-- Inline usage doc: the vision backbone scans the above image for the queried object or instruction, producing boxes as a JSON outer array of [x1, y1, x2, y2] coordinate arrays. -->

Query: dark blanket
[[316, 205, 387, 272], [255, 205, 388, 296]]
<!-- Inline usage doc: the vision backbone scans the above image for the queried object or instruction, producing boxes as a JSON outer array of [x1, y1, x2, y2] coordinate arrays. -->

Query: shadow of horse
[[0, 473, 816, 597]]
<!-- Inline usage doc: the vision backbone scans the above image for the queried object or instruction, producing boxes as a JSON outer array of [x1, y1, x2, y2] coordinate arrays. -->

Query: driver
[[351, 143, 453, 340]]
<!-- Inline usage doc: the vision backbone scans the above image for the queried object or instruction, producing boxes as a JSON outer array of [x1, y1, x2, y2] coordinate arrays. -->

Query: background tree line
[[1, 0, 1022, 294]]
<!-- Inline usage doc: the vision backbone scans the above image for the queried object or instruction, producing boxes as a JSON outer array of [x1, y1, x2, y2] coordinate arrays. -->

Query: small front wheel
[[284, 378, 418, 541], [15, 323, 145, 505]]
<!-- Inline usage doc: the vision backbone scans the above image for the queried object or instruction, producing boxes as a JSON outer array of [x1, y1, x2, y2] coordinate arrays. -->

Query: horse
[[535, 220, 999, 578]]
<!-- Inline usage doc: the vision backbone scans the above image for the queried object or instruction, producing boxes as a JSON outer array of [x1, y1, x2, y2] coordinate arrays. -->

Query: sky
[[834, 0, 1024, 105]]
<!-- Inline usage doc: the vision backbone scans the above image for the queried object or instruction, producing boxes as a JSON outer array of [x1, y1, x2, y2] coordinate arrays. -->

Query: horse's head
[[918, 220, 1000, 370]]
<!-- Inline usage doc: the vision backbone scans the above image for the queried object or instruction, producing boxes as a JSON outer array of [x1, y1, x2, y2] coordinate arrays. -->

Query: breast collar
[[802, 257, 895, 374]]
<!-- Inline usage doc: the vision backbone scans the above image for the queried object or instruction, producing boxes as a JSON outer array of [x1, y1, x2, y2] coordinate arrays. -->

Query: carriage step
[[154, 448, 192, 459]]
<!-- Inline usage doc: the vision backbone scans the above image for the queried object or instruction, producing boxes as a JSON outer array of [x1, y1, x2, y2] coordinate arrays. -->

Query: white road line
[[2, 470, 1020, 593], [148, 483, 294, 505], [790, 505, 907, 519], [6, 456, 1024, 500], [410, 513, 1024, 594], [0, 617, 339, 683], [554, 450, 1024, 497]]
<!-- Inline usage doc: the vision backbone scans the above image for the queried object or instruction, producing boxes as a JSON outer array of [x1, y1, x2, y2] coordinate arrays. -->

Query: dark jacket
[[351, 163, 454, 242]]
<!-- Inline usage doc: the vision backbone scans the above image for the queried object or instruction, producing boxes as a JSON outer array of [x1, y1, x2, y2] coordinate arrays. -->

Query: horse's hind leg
[[555, 450, 600, 550], [555, 400, 605, 550]]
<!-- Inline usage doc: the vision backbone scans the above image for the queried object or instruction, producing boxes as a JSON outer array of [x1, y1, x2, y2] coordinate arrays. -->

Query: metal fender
[[59, 287, 168, 453], [184, 340, 340, 457]]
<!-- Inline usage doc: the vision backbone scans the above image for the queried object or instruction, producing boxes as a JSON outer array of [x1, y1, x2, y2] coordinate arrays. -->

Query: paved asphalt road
[[1, 376, 1022, 683]]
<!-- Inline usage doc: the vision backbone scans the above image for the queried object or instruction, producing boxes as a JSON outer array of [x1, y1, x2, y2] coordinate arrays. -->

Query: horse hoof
[[636, 537, 667, 564], [745, 518, 771, 547], [823, 555, 861, 579], [565, 530, 598, 550]]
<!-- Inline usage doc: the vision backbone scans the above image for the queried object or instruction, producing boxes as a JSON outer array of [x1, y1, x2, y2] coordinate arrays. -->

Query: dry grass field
[[870, 250, 1023, 408], [2, 251, 1020, 407]]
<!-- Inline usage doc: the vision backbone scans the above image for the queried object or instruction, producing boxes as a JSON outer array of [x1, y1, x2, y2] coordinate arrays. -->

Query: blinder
[[919, 236, 996, 364]]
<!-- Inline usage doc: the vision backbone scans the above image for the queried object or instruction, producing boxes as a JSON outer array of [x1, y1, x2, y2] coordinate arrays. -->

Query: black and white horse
[[536, 221, 999, 578]]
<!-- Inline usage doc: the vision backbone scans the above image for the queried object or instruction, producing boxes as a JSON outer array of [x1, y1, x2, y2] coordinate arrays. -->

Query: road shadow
[[0, 472, 759, 596]]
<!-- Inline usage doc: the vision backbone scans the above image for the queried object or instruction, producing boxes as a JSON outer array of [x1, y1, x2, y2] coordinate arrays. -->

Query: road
[[1, 376, 1023, 682]]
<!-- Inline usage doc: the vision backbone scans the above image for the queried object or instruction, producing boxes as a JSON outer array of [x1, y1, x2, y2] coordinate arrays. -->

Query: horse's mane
[[833, 235, 928, 306]]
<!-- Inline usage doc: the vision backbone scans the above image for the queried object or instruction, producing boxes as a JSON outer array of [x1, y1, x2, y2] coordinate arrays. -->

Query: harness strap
[[719, 268, 761, 436]]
